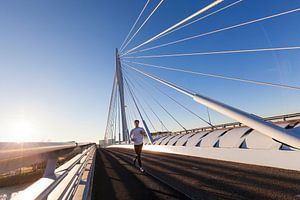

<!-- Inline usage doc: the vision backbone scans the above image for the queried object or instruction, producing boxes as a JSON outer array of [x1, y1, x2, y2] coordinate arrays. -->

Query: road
[[92, 148, 300, 200], [92, 148, 190, 200]]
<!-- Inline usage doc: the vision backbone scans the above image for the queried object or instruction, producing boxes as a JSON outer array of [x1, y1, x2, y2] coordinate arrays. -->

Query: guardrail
[[154, 113, 300, 138], [0, 142, 93, 174], [10, 144, 96, 200]]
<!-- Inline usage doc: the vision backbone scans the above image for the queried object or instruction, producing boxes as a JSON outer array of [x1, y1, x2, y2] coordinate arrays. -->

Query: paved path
[[93, 148, 300, 200], [92, 148, 189, 200]]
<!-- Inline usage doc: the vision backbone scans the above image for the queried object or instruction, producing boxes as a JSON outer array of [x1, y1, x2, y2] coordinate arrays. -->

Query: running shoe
[[139, 167, 144, 172]]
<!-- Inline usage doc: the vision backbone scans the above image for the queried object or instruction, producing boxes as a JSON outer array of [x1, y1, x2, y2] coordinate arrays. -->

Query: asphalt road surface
[[92, 148, 190, 200], [92, 148, 300, 200]]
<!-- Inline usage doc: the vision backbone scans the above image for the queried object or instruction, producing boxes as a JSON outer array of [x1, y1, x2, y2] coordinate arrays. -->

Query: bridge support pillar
[[44, 154, 58, 178], [116, 49, 130, 143]]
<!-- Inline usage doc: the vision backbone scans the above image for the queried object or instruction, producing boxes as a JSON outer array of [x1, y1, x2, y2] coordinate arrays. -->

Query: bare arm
[[130, 130, 134, 141], [141, 128, 146, 136]]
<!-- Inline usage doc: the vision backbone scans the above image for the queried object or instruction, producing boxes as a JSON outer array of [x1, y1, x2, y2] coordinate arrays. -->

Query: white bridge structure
[[105, 0, 300, 171], [2, 0, 300, 199], [0, 143, 96, 200]]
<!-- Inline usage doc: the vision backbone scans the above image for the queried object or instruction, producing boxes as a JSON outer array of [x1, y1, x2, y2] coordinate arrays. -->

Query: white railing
[[0, 142, 96, 200]]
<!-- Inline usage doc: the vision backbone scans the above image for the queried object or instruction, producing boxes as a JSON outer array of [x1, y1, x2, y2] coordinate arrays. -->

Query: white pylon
[[115, 49, 130, 143]]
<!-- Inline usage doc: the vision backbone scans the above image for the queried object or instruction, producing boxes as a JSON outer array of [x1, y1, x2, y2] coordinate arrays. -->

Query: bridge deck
[[92, 148, 300, 200], [92, 148, 188, 200]]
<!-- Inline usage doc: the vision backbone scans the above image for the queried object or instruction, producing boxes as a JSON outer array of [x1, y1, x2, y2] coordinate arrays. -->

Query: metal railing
[[0, 142, 93, 174], [0, 142, 96, 200], [154, 113, 300, 138]]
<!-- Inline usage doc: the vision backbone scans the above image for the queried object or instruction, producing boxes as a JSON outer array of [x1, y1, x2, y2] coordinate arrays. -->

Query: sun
[[11, 119, 34, 142]]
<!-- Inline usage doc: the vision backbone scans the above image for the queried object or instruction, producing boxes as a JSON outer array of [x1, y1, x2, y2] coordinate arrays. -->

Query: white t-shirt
[[130, 127, 145, 145]]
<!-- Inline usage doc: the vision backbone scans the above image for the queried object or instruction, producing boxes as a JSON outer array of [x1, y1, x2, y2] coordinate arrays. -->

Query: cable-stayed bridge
[[2, 0, 300, 199]]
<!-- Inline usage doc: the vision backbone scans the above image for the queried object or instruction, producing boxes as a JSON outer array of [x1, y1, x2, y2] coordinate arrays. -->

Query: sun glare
[[11, 119, 34, 142]]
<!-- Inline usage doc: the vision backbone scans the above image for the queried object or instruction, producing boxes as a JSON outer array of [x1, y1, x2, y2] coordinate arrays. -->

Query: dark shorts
[[134, 144, 143, 154]]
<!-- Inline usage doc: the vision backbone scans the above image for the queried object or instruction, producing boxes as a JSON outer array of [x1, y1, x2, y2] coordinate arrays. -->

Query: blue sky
[[0, 0, 299, 142]]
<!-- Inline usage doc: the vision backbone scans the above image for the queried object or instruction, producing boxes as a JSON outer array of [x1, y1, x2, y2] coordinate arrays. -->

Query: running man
[[130, 119, 146, 172]]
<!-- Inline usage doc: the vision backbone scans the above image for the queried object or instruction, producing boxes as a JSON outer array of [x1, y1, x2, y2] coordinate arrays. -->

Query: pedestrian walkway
[[93, 147, 300, 200]]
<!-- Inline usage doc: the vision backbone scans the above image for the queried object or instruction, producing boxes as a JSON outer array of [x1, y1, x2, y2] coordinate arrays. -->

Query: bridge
[[1, 0, 300, 199]]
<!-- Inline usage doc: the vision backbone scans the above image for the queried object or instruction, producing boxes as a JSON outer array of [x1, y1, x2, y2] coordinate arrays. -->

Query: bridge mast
[[115, 49, 130, 143]]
